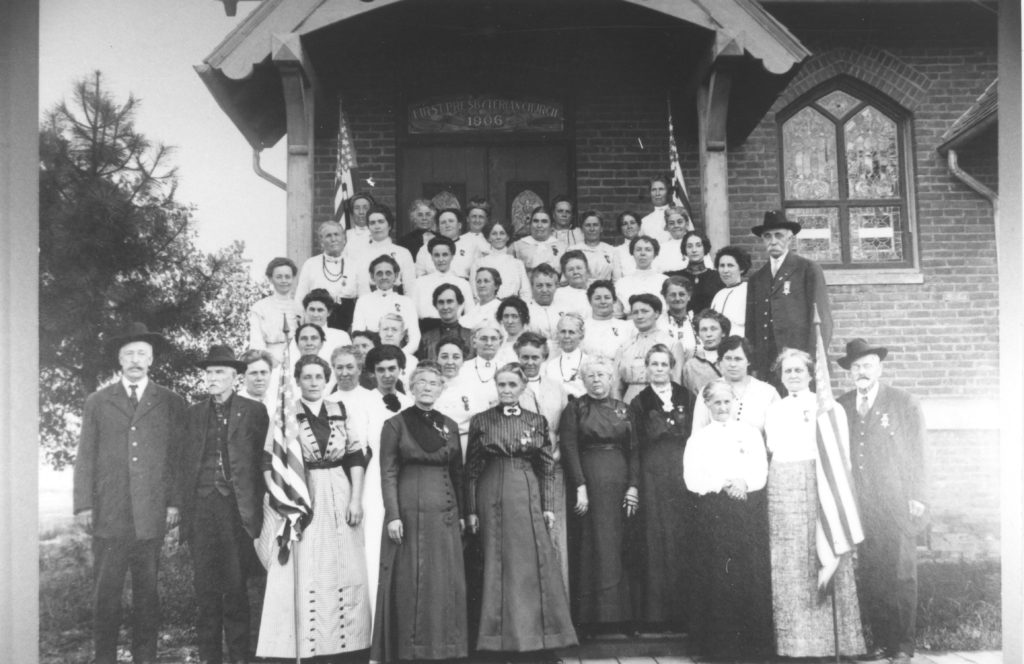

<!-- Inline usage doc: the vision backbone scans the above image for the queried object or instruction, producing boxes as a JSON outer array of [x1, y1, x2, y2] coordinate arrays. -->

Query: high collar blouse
[[683, 419, 768, 495], [764, 390, 819, 463]]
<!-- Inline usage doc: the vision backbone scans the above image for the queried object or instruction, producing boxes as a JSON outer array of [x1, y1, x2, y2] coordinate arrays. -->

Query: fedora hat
[[196, 344, 248, 373], [107, 321, 167, 355], [751, 209, 802, 237], [836, 338, 888, 370]]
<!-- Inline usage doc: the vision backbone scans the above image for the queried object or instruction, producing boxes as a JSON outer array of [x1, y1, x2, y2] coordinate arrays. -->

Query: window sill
[[824, 269, 924, 286]]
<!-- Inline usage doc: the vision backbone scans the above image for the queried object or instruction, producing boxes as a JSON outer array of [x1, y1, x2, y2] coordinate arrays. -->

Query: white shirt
[[527, 301, 562, 344], [662, 312, 697, 362], [857, 381, 880, 411], [460, 298, 501, 330], [472, 249, 532, 301], [121, 376, 150, 400], [710, 282, 748, 339], [414, 234, 481, 279], [288, 328, 352, 366], [770, 251, 789, 277], [327, 384, 376, 451], [512, 235, 568, 272], [581, 317, 631, 359], [413, 271, 475, 320], [616, 269, 668, 311], [354, 238, 417, 296], [543, 348, 587, 398], [683, 419, 768, 495], [346, 225, 372, 251], [434, 374, 492, 460], [299, 396, 325, 414], [294, 251, 359, 302], [553, 227, 585, 248], [456, 357, 500, 407], [640, 206, 672, 243], [691, 376, 780, 435], [579, 242, 616, 281], [765, 390, 822, 463], [612, 241, 637, 280], [551, 286, 591, 318], [653, 237, 688, 273], [350, 289, 420, 354]]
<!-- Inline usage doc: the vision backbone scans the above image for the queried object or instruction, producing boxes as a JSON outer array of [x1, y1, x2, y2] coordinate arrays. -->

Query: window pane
[[845, 106, 900, 199], [818, 90, 861, 120], [850, 206, 904, 263], [787, 207, 841, 263], [783, 107, 839, 200]]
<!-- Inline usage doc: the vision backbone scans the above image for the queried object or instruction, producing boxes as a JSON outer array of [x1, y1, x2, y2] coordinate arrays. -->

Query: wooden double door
[[399, 144, 570, 236]]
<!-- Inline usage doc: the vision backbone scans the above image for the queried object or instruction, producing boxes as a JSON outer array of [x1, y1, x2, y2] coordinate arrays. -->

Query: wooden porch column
[[697, 37, 741, 251], [273, 32, 317, 263]]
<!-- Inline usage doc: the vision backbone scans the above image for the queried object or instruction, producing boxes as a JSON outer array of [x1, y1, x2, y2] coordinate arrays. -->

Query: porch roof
[[196, 0, 811, 149], [937, 78, 998, 154]]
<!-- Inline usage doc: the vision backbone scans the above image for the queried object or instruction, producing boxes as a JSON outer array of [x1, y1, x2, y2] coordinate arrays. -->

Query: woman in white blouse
[[581, 280, 631, 360], [432, 336, 491, 460], [249, 257, 304, 364], [356, 204, 417, 296], [544, 312, 589, 398], [472, 220, 531, 301], [414, 207, 480, 279], [710, 246, 752, 339], [615, 235, 668, 312], [683, 378, 771, 659], [460, 267, 503, 329], [611, 211, 642, 280], [691, 335, 779, 435]]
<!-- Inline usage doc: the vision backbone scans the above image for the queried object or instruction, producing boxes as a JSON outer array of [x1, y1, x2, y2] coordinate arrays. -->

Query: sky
[[39, 0, 287, 276]]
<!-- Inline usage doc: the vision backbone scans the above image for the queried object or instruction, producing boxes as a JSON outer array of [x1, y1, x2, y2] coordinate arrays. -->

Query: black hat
[[195, 344, 248, 373], [751, 209, 802, 237], [107, 322, 167, 355], [836, 338, 889, 370]]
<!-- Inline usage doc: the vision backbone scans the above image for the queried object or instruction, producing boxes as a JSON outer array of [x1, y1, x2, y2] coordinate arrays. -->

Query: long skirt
[[476, 456, 577, 652], [256, 467, 372, 659], [768, 460, 865, 657], [568, 446, 633, 625], [371, 464, 467, 662], [689, 489, 772, 657], [633, 437, 690, 625]]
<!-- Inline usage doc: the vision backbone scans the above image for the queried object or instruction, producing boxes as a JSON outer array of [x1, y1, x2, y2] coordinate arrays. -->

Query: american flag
[[265, 315, 313, 563], [667, 98, 694, 223], [812, 305, 864, 593], [333, 99, 358, 227]]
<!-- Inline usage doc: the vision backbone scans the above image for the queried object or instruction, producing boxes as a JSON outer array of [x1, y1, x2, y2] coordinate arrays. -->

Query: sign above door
[[408, 95, 564, 134]]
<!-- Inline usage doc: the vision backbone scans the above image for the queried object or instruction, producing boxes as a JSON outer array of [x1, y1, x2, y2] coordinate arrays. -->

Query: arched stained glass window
[[779, 81, 913, 267]]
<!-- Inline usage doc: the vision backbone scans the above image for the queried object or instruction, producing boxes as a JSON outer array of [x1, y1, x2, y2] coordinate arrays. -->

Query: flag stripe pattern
[[265, 316, 313, 557], [333, 99, 357, 227], [667, 99, 693, 220], [812, 309, 864, 592]]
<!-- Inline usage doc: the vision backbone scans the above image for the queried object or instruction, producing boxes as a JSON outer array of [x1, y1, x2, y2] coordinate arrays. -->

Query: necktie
[[857, 394, 870, 418], [503, 405, 521, 417], [129, 384, 139, 410]]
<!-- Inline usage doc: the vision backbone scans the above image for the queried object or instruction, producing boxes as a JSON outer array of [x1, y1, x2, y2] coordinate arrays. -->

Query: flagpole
[[279, 313, 303, 664], [831, 583, 840, 664], [815, 304, 841, 664], [293, 539, 302, 664]]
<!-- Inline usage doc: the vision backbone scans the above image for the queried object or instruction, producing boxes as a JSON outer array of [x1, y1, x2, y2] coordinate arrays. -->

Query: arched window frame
[[776, 77, 922, 284]]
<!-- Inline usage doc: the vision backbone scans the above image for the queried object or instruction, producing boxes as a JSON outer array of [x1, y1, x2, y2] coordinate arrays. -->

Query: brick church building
[[198, 0, 1001, 556]]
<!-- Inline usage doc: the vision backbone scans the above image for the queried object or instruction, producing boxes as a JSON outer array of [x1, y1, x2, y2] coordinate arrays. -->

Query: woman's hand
[[724, 478, 748, 501], [543, 511, 556, 530], [623, 486, 639, 517], [574, 485, 589, 516], [387, 519, 404, 544], [467, 514, 480, 535], [459, 518, 465, 535], [345, 498, 364, 527]]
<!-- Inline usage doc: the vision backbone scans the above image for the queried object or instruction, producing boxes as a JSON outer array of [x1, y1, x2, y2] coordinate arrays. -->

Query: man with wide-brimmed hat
[[835, 339, 927, 664], [178, 344, 270, 664], [744, 209, 833, 389], [73, 321, 187, 664]]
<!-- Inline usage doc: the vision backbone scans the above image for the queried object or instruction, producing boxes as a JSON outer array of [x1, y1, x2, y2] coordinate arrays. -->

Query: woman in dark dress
[[667, 230, 723, 314], [683, 379, 772, 659], [560, 356, 639, 632], [627, 344, 691, 629], [371, 362, 468, 663], [466, 363, 577, 661]]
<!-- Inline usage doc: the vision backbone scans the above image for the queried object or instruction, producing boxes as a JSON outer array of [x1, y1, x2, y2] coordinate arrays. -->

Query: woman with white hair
[[544, 311, 589, 398], [378, 312, 418, 386], [559, 356, 639, 632], [456, 320, 505, 408]]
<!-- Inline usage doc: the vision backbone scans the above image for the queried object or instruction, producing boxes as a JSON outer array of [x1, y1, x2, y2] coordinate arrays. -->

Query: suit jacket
[[745, 251, 832, 376], [73, 381, 187, 540], [838, 383, 927, 537], [179, 393, 270, 540]]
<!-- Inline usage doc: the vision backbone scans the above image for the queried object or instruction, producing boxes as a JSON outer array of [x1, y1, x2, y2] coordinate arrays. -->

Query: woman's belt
[[305, 458, 346, 469], [582, 443, 622, 452], [488, 456, 534, 471]]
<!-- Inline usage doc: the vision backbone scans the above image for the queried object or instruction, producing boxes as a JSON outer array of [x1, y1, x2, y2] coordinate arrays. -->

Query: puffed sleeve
[[464, 414, 486, 515], [682, 430, 707, 494], [557, 400, 586, 490], [740, 424, 768, 492], [379, 417, 402, 523]]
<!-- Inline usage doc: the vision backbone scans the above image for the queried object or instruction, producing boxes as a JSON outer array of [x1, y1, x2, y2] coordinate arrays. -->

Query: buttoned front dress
[[466, 406, 578, 652], [371, 408, 467, 662], [256, 400, 372, 659]]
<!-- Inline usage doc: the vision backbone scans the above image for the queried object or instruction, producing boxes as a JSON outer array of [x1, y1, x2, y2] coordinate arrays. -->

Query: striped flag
[[812, 305, 864, 593], [667, 98, 694, 223], [333, 99, 358, 227], [264, 315, 313, 563]]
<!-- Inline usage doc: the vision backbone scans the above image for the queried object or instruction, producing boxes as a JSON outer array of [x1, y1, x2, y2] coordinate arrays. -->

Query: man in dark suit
[[745, 209, 833, 389], [179, 345, 270, 664], [73, 322, 187, 664], [836, 339, 927, 664]]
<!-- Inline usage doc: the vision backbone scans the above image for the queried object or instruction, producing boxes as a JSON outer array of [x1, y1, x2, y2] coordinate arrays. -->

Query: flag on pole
[[667, 97, 694, 222], [333, 99, 358, 227], [812, 304, 864, 593], [265, 316, 313, 564]]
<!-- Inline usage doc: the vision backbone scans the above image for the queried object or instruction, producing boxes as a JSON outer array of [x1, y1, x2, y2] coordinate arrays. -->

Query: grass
[[40, 526, 1002, 661]]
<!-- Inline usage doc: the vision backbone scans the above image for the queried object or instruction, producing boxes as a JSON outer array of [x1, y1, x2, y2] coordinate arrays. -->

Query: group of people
[[73, 178, 927, 664]]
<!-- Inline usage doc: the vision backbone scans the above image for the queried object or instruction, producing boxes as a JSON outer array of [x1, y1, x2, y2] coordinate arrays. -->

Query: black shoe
[[856, 647, 891, 661]]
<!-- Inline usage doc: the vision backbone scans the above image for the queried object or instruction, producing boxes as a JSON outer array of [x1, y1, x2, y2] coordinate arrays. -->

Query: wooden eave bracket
[[704, 34, 743, 152], [272, 32, 318, 155]]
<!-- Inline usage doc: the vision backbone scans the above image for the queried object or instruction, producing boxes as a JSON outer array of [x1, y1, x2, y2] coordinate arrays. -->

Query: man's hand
[[543, 511, 556, 530], [166, 507, 180, 530], [467, 514, 480, 535], [75, 509, 93, 533]]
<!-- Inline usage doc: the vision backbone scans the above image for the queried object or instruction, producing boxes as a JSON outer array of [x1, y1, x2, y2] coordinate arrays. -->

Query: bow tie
[[503, 405, 521, 417]]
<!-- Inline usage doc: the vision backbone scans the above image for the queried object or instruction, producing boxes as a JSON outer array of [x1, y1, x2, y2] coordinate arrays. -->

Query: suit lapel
[[131, 384, 163, 424], [107, 384, 135, 420], [226, 396, 242, 443]]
